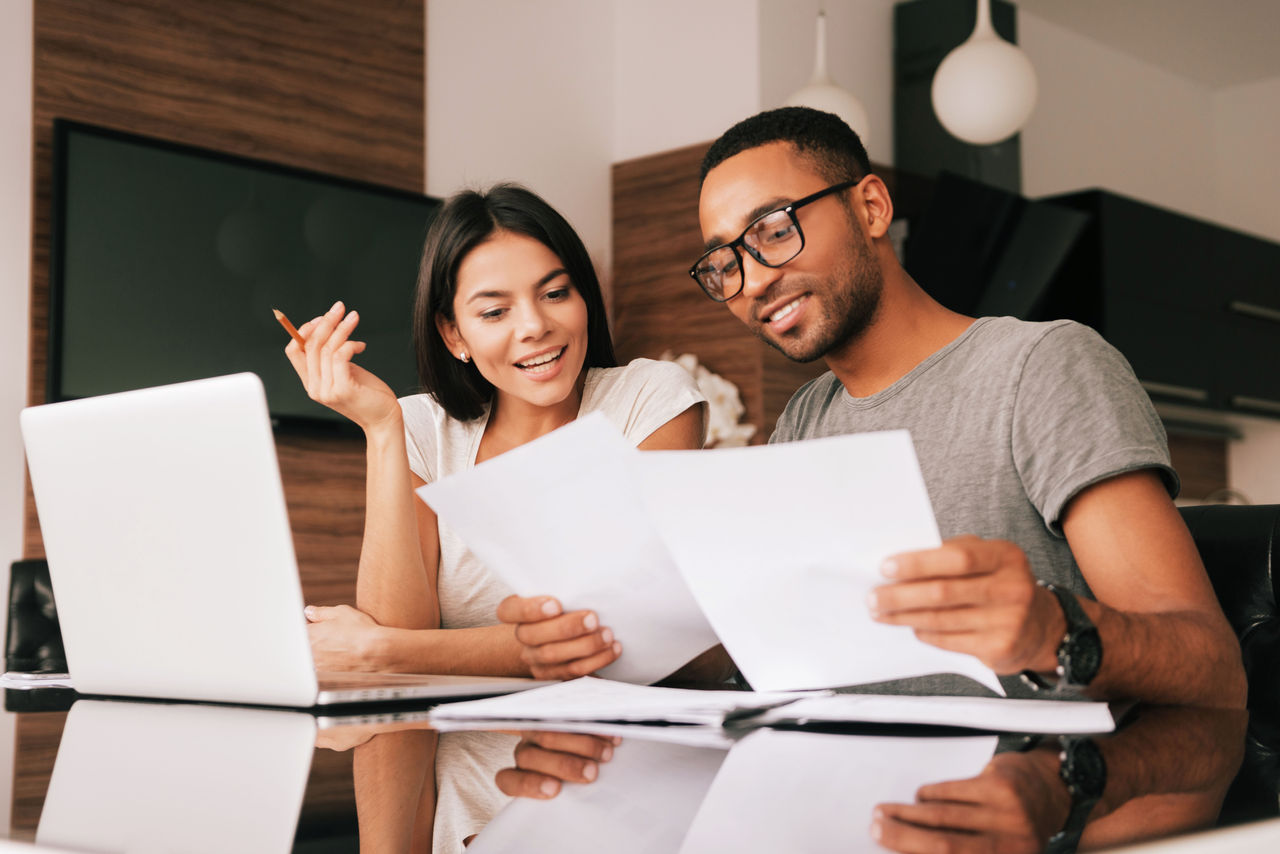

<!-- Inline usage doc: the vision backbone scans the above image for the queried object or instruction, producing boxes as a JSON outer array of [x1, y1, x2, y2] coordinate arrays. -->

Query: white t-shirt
[[396, 358, 705, 854]]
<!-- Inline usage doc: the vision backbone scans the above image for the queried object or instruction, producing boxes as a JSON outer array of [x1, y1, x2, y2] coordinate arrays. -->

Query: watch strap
[[1020, 581, 1102, 693], [1047, 735, 1107, 852]]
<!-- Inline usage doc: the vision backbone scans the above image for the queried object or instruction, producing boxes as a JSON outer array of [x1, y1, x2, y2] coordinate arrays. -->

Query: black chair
[[1179, 504, 1280, 821], [5, 558, 66, 674]]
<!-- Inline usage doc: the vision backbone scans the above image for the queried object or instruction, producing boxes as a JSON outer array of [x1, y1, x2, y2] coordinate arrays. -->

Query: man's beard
[[758, 235, 884, 364]]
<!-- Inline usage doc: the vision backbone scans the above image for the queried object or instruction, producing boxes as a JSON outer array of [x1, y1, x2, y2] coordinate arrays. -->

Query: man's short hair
[[700, 106, 872, 186]]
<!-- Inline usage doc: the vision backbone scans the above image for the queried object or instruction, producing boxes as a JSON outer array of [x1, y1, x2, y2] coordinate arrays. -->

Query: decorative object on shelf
[[930, 0, 1037, 145], [661, 351, 757, 448], [785, 9, 871, 143]]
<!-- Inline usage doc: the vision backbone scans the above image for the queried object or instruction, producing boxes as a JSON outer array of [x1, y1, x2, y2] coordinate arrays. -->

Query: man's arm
[[871, 470, 1246, 707]]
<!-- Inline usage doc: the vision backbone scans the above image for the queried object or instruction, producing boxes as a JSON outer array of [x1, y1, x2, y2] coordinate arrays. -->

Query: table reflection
[[6, 691, 1277, 854], [462, 705, 1254, 853]]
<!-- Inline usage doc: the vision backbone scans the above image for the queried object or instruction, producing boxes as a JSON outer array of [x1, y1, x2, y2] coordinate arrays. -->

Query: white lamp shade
[[785, 84, 871, 143], [931, 35, 1038, 145], [784, 11, 871, 144]]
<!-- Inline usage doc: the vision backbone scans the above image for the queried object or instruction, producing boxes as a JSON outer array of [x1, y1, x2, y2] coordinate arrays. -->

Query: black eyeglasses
[[689, 179, 860, 302]]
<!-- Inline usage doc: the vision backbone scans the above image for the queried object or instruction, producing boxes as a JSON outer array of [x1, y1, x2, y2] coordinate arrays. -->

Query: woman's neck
[[476, 371, 588, 463]]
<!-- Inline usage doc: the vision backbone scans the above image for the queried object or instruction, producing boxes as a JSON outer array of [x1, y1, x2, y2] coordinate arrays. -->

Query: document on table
[[417, 413, 720, 685], [639, 430, 1005, 694], [749, 692, 1115, 734], [468, 736, 728, 854], [428, 676, 823, 726], [678, 729, 997, 853]]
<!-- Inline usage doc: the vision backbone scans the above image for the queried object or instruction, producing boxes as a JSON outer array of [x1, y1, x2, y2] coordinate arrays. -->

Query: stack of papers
[[429, 677, 821, 727], [429, 678, 1115, 734], [751, 692, 1115, 733]]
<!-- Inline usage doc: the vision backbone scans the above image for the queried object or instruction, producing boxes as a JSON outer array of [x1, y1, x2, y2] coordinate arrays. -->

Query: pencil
[[272, 308, 306, 351]]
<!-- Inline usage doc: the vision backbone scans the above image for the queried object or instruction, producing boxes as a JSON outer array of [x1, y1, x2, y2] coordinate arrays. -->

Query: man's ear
[[858, 175, 895, 240], [435, 313, 463, 357]]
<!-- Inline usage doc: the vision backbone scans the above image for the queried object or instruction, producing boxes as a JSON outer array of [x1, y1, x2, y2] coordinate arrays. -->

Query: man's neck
[[824, 268, 974, 399]]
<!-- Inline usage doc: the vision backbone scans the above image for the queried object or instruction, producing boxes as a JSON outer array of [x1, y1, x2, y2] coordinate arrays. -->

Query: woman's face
[[437, 230, 590, 412]]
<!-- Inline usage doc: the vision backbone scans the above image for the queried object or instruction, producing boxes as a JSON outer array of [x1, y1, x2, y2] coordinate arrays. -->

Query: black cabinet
[[1042, 190, 1280, 418]]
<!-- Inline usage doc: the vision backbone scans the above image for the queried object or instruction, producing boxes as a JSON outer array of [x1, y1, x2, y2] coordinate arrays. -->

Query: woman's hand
[[283, 300, 401, 434], [305, 603, 388, 672], [496, 595, 622, 680], [495, 731, 620, 799]]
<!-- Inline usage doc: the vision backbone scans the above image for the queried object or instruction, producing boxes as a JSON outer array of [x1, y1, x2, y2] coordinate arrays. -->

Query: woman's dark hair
[[413, 183, 617, 421]]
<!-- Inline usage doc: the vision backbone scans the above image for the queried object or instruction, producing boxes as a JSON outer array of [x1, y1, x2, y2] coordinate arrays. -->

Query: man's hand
[[872, 748, 1070, 854], [305, 604, 386, 672], [869, 536, 1065, 675], [495, 731, 620, 799], [496, 595, 622, 680]]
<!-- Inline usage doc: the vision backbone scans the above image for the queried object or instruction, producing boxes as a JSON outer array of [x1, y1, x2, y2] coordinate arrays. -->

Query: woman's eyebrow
[[463, 268, 570, 305]]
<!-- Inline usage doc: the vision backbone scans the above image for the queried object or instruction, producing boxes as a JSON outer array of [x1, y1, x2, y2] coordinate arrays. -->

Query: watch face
[[1063, 627, 1102, 685], [1061, 737, 1107, 801]]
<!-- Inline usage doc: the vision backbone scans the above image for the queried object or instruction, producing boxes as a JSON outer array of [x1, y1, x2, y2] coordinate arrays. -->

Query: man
[[499, 107, 1244, 711]]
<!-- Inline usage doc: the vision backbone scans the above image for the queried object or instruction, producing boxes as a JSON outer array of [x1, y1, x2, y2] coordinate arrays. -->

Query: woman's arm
[[285, 302, 441, 643]]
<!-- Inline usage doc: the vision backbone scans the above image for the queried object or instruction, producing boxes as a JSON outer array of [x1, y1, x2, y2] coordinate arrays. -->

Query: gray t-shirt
[[771, 316, 1178, 696]]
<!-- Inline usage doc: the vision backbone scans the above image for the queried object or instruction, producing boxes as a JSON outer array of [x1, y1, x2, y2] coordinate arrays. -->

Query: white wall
[[613, 0, 761, 164], [426, 0, 615, 277], [0, 0, 33, 831], [1211, 76, 1280, 243], [1019, 12, 1218, 218]]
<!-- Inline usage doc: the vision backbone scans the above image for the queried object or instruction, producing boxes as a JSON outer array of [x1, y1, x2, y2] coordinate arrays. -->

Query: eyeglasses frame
[[688, 178, 862, 302]]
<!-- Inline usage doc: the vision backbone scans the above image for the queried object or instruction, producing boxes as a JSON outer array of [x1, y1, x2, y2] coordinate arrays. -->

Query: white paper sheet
[[468, 736, 728, 854], [750, 692, 1115, 734], [417, 413, 720, 684], [428, 676, 823, 726], [679, 729, 998, 853], [639, 430, 1005, 694]]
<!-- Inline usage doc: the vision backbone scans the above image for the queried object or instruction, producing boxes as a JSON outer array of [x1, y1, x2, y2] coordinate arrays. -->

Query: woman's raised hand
[[283, 300, 400, 434]]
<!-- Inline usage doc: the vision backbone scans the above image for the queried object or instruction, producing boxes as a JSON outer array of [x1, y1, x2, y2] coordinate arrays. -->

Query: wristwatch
[[1046, 735, 1107, 853], [1020, 582, 1103, 693]]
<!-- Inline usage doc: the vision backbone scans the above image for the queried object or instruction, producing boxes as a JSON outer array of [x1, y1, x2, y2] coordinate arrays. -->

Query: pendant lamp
[[930, 0, 1037, 145], [785, 10, 871, 143]]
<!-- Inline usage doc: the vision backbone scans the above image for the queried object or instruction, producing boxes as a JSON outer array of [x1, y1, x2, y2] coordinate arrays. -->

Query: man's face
[[697, 142, 883, 363]]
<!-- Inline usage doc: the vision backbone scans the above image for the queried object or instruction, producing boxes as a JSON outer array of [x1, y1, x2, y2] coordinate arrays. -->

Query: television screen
[[50, 120, 439, 431]]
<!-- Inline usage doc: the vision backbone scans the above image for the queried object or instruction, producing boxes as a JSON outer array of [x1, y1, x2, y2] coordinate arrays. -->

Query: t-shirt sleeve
[[398, 394, 441, 483], [1011, 322, 1179, 536], [591, 359, 708, 446]]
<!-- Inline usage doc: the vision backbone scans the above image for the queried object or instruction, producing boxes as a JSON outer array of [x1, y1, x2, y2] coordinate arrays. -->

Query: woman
[[285, 185, 708, 852], [285, 183, 706, 676]]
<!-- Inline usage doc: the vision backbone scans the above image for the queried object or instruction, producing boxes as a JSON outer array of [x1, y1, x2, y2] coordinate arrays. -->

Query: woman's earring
[[459, 351, 470, 364]]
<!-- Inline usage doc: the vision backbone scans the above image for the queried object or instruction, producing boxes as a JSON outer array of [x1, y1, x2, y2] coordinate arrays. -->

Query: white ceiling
[[1013, 0, 1280, 89]]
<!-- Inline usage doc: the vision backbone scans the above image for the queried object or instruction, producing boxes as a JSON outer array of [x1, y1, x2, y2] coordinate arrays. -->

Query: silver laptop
[[20, 372, 549, 706]]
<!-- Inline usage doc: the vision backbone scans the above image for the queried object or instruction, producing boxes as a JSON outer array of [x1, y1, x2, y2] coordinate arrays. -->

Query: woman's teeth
[[517, 349, 563, 371]]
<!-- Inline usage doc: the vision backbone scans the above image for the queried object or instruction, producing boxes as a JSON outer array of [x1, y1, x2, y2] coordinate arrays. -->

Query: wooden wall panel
[[25, 0, 425, 607], [17, 0, 423, 836]]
